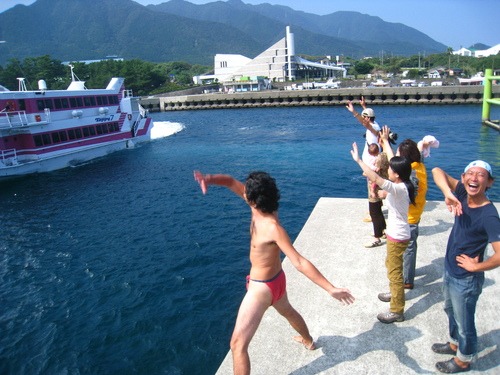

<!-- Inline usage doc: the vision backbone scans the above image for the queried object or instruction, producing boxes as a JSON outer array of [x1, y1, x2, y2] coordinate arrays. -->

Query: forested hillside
[[0, 0, 448, 65]]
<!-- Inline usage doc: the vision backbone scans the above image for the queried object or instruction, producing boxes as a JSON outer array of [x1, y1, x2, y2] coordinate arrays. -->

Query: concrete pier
[[215, 198, 500, 375], [140, 85, 500, 112]]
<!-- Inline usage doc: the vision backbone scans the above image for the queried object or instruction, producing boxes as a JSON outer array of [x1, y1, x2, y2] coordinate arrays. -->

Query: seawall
[[140, 85, 500, 112]]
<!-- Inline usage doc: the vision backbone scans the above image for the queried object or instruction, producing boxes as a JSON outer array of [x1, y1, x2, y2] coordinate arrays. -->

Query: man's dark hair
[[398, 139, 421, 163], [245, 172, 280, 213], [389, 156, 416, 205]]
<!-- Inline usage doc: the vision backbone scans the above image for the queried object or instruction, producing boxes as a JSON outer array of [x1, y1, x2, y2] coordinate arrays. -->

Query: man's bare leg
[[273, 292, 316, 350], [231, 283, 272, 375]]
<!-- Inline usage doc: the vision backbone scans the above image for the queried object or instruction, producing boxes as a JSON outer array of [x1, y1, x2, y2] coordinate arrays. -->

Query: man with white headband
[[431, 160, 500, 373]]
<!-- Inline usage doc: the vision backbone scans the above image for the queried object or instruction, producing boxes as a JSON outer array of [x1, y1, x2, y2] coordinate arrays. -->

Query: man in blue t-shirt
[[432, 160, 500, 373]]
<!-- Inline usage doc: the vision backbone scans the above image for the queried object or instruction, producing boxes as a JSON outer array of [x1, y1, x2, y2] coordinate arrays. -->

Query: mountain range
[[0, 0, 449, 66]]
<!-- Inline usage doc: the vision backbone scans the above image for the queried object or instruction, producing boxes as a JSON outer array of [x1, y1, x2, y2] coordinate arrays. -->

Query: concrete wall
[[140, 85, 499, 112]]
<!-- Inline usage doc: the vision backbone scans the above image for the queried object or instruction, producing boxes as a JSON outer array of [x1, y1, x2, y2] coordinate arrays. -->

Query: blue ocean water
[[0, 105, 498, 375]]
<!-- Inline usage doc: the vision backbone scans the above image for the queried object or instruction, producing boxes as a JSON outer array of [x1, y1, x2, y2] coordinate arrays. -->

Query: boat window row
[[36, 95, 119, 111], [33, 122, 121, 147]]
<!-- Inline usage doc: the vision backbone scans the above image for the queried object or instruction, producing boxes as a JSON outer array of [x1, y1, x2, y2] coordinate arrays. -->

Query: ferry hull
[[0, 135, 148, 180]]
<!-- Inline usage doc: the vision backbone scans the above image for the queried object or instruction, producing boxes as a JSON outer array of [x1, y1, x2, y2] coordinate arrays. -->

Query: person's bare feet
[[293, 335, 316, 350]]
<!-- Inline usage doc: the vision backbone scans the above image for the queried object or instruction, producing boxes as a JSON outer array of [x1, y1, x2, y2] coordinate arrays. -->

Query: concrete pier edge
[[215, 198, 500, 375]]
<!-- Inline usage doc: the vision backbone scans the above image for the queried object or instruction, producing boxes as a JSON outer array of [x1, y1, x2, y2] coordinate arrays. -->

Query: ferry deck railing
[[0, 148, 18, 164], [0, 111, 29, 129], [482, 68, 500, 130]]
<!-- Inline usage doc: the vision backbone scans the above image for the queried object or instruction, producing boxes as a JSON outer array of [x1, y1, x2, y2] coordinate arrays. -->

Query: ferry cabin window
[[97, 96, 108, 105], [54, 98, 69, 109], [35, 126, 114, 145], [42, 134, 51, 145], [96, 123, 119, 135], [52, 132, 61, 143], [37, 99, 53, 111], [51, 131, 68, 143], [33, 135, 43, 147], [70, 97, 84, 108], [82, 127, 96, 137], [84, 97, 96, 107], [66, 128, 84, 139], [59, 131, 68, 142], [108, 96, 119, 105]]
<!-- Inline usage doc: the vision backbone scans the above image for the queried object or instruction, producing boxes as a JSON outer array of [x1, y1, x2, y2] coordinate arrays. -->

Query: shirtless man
[[194, 170, 354, 375]]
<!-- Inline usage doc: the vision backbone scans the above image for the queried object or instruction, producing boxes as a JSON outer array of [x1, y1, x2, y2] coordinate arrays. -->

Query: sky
[[1, 0, 498, 49]]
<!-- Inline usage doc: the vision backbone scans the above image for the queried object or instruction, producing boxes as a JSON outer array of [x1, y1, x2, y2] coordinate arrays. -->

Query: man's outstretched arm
[[432, 167, 462, 216], [194, 170, 245, 198]]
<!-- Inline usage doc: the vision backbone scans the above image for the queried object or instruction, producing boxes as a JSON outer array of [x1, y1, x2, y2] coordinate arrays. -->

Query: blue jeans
[[403, 224, 419, 285], [443, 270, 484, 362]]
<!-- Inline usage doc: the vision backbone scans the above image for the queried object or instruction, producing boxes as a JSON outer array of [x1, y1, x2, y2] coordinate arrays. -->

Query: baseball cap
[[464, 160, 493, 177], [361, 108, 375, 117]]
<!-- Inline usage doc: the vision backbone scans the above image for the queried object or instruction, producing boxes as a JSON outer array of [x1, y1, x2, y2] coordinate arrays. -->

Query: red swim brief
[[246, 269, 286, 305]]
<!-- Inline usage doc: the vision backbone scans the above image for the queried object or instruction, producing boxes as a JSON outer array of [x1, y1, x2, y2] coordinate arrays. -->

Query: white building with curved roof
[[193, 26, 345, 89]]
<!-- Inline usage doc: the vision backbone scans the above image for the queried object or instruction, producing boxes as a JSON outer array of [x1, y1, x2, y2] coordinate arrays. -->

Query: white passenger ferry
[[0, 67, 153, 180]]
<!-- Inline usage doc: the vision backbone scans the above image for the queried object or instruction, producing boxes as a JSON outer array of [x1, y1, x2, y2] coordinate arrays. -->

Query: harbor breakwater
[[140, 85, 499, 112]]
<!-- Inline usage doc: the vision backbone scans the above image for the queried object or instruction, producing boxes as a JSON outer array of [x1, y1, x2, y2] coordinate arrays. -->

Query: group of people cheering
[[348, 98, 499, 373]]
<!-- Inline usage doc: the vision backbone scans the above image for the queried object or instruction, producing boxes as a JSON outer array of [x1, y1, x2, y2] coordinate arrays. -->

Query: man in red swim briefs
[[247, 269, 286, 305], [194, 170, 354, 375]]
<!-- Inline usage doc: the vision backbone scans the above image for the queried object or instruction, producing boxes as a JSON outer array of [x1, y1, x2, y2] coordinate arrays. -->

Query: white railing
[[0, 148, 18, 165], [0, 111, 29, 129]]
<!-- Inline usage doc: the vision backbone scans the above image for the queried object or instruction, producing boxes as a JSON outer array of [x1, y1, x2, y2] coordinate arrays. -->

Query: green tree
[[27, 55, 67, 89], [0, 56, 66, 90], [0, 58, 25, 90], [406, 69, 420, 79], [354, 60, 374, 75]]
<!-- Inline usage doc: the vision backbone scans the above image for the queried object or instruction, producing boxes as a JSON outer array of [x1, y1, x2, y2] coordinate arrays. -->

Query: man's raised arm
[[194, 170, 245, 198]]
